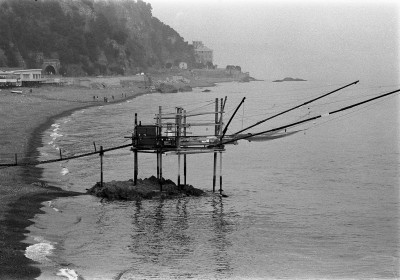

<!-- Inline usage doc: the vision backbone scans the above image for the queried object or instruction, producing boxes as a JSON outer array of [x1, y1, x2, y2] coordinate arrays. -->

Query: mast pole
[[221, 97, 246, 139]]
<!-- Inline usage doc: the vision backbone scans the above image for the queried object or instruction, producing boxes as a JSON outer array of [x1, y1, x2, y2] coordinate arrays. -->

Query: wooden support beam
[[134, 113, 138, 186], [156, 151, 160, 180], [183, 110, 187, 186], [134, 149, 138, 185], [159, 152, 163, 192], [178, 152, 181, 187], [176, 107, 182, 187], [100, 145, 104, 187], [213, 152, 217, 192], [157, 106, 161, 181], [219, 151, 223, 195], [157, 111, 224, 118], [213, 98, 219, 192]]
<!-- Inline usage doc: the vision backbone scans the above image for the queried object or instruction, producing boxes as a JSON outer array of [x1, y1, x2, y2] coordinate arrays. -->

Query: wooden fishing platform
[[130, 97, 236, 195]]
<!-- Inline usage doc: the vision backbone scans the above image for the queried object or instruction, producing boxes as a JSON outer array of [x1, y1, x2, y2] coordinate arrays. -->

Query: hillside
[[0, 0, 196, 76]]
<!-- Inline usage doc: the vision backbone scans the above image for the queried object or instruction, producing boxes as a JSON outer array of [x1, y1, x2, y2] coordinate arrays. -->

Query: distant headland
[[273, 77, 307, 82]]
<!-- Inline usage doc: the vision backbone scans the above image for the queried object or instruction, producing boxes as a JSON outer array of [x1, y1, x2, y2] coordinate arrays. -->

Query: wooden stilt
[[183, 110, 187, 186], [157, 150, 160, 180], [134, 148, 138, 185], [159, 152, 163, 192], [134, 114, 138, 185], [178, 152, 181, 187], [176, 107, 182, 187], [213, 152, 217, 192], [100, 145, 104, 187], [213, 98, 219, 192], [158, 106, 162, 186], [184, 154, 187, 186], [219, 151, 223, 194]]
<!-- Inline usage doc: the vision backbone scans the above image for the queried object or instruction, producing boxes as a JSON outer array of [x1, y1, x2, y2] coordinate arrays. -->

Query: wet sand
[[0, 82, 148, 279], [0, 74, 234, 279]]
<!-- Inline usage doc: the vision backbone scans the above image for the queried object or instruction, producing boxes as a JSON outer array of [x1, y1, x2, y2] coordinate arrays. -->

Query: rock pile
[[86, 176, 204, 201]]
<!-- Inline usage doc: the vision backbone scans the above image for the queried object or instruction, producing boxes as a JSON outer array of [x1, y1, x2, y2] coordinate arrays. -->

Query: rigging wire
[[304, 94, 398, 132]]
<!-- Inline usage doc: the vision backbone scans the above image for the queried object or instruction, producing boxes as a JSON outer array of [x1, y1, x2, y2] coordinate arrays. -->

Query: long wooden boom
[[217, 87, 400, 146], [233, 80, 359, 135]]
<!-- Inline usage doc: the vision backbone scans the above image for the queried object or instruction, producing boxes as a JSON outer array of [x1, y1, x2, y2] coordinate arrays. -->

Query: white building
[[12, 69, 43, 86]]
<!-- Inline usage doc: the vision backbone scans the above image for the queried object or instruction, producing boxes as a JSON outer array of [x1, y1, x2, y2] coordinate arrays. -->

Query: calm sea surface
[[24, 80, 399, 279]]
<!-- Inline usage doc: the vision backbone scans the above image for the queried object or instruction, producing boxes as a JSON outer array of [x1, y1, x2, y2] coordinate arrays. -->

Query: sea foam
[[56, 268, 79, 280], [24, 236, 54, 263]]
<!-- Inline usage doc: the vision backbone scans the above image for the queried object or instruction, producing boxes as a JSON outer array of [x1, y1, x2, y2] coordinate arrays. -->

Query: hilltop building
[[193, 41, 213, 65]]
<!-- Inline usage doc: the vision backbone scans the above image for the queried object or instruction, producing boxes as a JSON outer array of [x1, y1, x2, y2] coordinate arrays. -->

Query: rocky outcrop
[[178, 85, 192, 92], [86, 176, 204, 201], [156, 83, 178, 93], [273, 77, 307, 82]]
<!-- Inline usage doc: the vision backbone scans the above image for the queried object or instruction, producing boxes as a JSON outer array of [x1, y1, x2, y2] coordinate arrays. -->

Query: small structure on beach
[[0, 71, 22, 87], [2, 69, 44, 86]]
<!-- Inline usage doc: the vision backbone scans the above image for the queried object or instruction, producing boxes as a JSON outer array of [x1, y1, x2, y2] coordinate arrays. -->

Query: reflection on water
[[211, 196, 232, 275], [118, 195, 235, 279]]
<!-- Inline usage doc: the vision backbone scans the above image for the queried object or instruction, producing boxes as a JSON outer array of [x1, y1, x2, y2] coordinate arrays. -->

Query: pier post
[[176, 107, 182, 187], [134, 148, 138, 185], [14, 154, 17, 166], [157, 152, 160, 180], [178, 152, 181, 187], [213, 98, 219, 192], [134, 113, 138, 185], [159, 152, 163, 192], [219, 151, 223, 194], [157, 106, 162, 181], [100, 145, 104, 187], [213, 153, 217, 192], [183, 110, 187, 185]]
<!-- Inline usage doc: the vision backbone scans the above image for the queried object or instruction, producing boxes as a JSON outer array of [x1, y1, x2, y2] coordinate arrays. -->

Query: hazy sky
[[149, 0, 399, 84]]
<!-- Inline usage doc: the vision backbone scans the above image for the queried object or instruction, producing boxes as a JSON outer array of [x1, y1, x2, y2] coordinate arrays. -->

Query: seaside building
[[0, 71, 21, 87], [11, 69, 43, 86], [193, 41, 213, 65]]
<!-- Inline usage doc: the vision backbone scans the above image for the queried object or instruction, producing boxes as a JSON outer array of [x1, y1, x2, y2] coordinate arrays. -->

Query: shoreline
[[0, 75, 234, 279], [0, 87, 149, 279]]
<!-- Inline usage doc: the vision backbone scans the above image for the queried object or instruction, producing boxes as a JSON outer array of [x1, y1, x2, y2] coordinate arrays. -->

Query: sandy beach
[[0, 72, 237, 279]]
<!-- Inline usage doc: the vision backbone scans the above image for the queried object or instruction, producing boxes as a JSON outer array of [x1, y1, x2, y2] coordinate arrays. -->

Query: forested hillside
[[0, 0, 196, 76]]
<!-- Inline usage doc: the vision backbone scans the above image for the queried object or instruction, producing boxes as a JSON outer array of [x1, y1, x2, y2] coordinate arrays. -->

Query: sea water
[[24, 80, 399, 279]]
